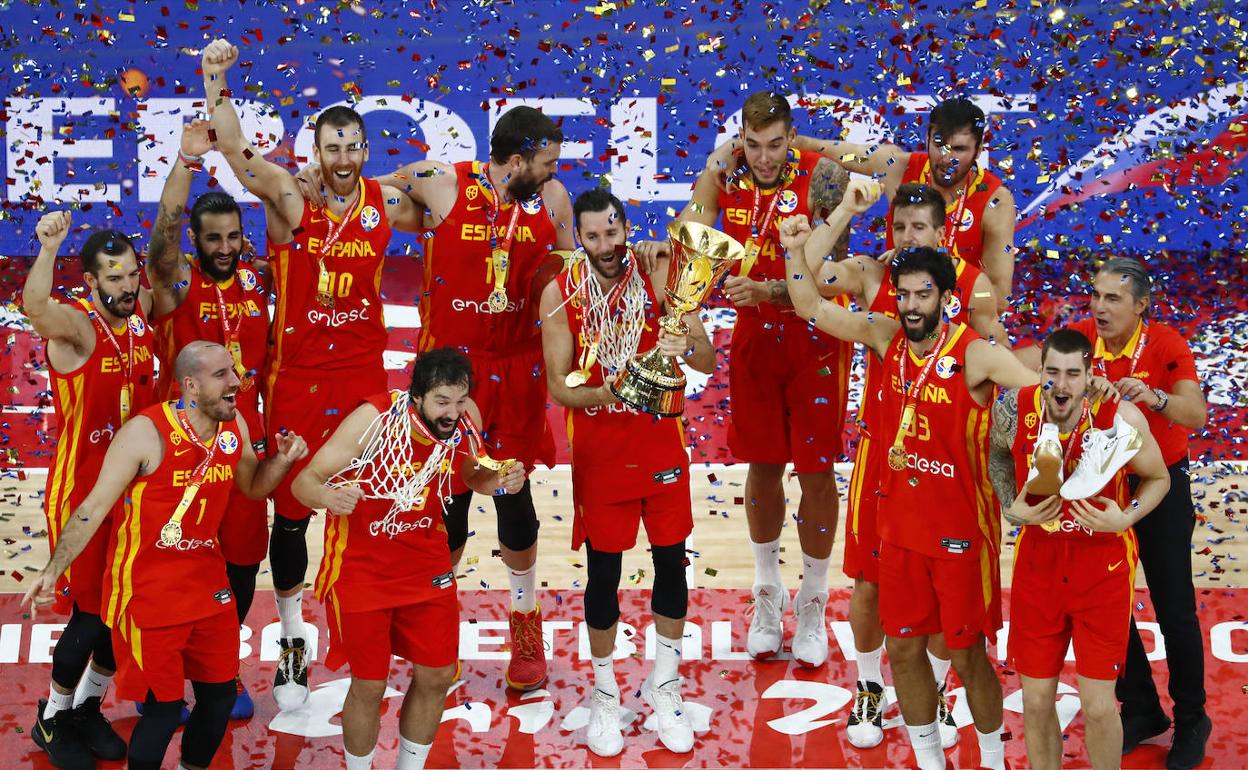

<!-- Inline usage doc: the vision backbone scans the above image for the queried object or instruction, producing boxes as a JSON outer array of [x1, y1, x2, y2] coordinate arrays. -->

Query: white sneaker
[[586, 688, 625, 757], [747, 584, 788, 658], [1025, 422, 1064, 496], [641, 677, 694, 753], [936, 683, 958, 749], [846, 680, 885, 749], [791, 592, 829, 668], [1061, 414, 1143, 500]]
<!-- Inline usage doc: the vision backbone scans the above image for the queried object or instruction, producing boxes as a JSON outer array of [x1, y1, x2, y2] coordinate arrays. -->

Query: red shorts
[[572, 473, 693, 553], [879, 540, 1002, 649], [265, 367, 388, 521], [469, 346, 556, 472], [325, 591, 459, 680], [1010, 529, 1138, 680], [727, 318, 850, 472], [843, 433, 882, 583], [111, 608, 239, 702]]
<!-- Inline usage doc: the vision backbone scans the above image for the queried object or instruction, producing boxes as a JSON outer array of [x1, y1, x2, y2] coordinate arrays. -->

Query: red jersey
[[1066, 318, 1198, 466], [418, 160, 560, 355], [45, 300, 157, 604], [876, 323, 997, 559], [886, 152, 1005, 270], [266, 178, 391, 380], [104, 401, 242, 629], [857, 259, 982, 440], [1011, 385, 1133, 541], [315, 392, 462, 613], [557, 260, 687, 500], [153, 258, 269, 438]]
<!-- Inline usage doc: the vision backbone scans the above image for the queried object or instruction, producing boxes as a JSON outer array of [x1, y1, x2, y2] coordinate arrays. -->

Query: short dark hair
[[409, 347, 473, 400], [189, 192, 242, 238], [572, 187, 627, 232], [314, 106, 367, 148], [889, 246, 957, 295], [490, 106, 563, 163], [80, 229, 136, 274], [741, 91, 793, 132], [928, 98, 986, 147], [1096, 257, 1152, 303], [892, 183, 945, 229], [1041, 328, 1093, 369]]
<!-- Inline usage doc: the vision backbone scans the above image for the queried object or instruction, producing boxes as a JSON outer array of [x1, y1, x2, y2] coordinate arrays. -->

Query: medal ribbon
[[483, 169, 524, 307], [161, 405, 221, 544], [738, 154, 796, 277], [316, 183, 361, 305], [890, 323, 950, 466], [81, 299, 134, 422], [922, 160, 984, 253], [211, 283, 247, 379]]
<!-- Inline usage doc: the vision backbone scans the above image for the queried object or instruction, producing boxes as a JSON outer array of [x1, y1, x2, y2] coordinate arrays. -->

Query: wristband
[[178, 150, 205, 168]]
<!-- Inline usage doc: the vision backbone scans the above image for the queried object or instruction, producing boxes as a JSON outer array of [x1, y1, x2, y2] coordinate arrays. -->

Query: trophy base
[[610, 347, 686, 418]]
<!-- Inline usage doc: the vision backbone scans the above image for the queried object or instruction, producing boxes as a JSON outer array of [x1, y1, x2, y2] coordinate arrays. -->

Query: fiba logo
[[776, 189, 799, 214], [957, 207, 975, 232], [359, 206, 381, 232], [935, 355, 958, 380], [127, 315, 146, 336], [217, 430, 239, 455], [521, 196, 542, 215], [944, 294, 962, 320], [239, 269, 258, 292]]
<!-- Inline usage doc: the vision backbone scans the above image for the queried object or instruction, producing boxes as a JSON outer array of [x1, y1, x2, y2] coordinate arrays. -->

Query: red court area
[[1, 588, 1244, 769]]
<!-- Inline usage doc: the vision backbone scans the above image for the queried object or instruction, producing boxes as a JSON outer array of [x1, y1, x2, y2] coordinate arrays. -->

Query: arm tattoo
[[147, 202, 185, 282], [808, 158, 850, 260], [988, 387, 1021, 523]]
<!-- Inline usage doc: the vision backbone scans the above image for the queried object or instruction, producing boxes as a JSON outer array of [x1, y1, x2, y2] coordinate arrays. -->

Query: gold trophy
[[610, 221, 744, 417]]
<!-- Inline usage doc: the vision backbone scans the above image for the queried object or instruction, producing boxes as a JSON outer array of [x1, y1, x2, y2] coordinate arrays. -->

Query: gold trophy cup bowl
[[610, 221, 744, 417]]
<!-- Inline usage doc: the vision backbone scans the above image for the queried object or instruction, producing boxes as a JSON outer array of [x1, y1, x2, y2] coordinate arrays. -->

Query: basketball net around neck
[[557, 248, 648, 375], [326, 391, 459, 516]]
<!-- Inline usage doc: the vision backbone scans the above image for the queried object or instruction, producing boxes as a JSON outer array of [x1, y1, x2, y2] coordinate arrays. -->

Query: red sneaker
[[505, 606, 548, 691]]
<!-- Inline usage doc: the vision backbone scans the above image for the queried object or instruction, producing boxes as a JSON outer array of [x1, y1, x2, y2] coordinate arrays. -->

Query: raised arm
[[979, 186, 1016, 313], [201, 39, 303, 233], [539, 280, 618, 410], [542, 178, 577, 250], [805, 178, 884, 300], [792, 135, 909, 182], [232, 418, 307, 501], [677, 167, 723, 227], [966, 271, 1010, 348], [22, 211, 95, 353], [147, 120, 213, 317], [987, 387, 1022, 520], [374, 159, 459, 225], [967, 338, 1041, 395]]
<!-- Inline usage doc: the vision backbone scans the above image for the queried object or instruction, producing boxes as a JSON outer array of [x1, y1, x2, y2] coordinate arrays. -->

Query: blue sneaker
[[230, 677, 254, 720], [134, 700, 190, 725]]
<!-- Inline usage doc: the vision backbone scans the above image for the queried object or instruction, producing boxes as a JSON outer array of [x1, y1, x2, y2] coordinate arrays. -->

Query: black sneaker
[[32, 699, 95, 770], [845, 680, 885, 749], [273, 637, 310, 711], [70, 697, 126, 761], [1122, 709, 1171, 755], [1167, 715, 1212, 770]]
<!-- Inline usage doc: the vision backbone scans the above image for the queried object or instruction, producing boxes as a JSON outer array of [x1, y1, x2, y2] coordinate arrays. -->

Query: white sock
[[855, 644, 885, 687], [592, 655, 619, 697], [276, 591, 305, 639], [977, 725, 1005, 770], [796, 552, 830, 603], [928, 648, 952, 688], [906, 721, 945, 770], [751, 537, 783, 591], [344, 748, 375, 770], [652, 632, 682, 685], [72, 667, 113, 707], [396, 736, 432, 770], [43, 687, 74, 719], [509, 566, 537, 614]]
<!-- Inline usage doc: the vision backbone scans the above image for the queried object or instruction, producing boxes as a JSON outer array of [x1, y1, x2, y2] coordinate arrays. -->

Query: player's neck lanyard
[[316, 182, 361, 309], [739, 157, 795, 277], [459, 408, 516, 476], [922, 160, 983, 253], [1095, 322, 1148, 379], [159, 405, 221, 547], [82, 299, 135, 422], [482, 167, 524, 314], [887, 323, 949, 472], [211, 282, 251, 391]]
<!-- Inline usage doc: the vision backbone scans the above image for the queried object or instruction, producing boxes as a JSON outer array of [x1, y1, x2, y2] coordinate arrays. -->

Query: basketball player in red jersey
[[201, 38, 425, 710], [146, 118, 270, 719], [541, 189, 715, 756], [798, 97, 1016, 311], [23, 341, 307, 770], [795, 179, 1007, 748], [637, 92, 852, 668], [353, 105, 575, 691], [781, 218, 1039, 770], [22, 210, 158, 769], [988, 329, 1169, 770], [293, 348, 526, 770]]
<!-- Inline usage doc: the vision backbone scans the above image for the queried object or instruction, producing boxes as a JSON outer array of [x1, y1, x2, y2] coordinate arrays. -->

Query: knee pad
[[51, 606, 109, 688], [181, 680, 236, 768], [584, 546, 623, 630], [650, 541, 689, 620], [226, 561, 260, 624], [128, 694, 185, 770], [269, 513, 310, 592], [443, 490, 472, 554], [494, 480, 539, 551]]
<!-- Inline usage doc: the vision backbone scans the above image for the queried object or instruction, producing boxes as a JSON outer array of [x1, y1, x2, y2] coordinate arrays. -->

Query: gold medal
[[887, 444, 907, 472], [160, 520, 182, 547], [1041, 519, 1062, 533], [564, 369, 589, 387], [119, 385, 132, 423], [740, 239, 761, 277], [316, 260, 335, 309], [487, 288, 509, 313]]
